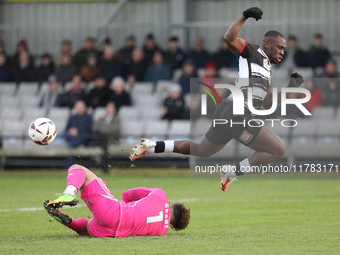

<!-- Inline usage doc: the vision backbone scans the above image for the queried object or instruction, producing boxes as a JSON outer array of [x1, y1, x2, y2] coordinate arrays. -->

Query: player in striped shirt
[[130, 7, 304, 191]]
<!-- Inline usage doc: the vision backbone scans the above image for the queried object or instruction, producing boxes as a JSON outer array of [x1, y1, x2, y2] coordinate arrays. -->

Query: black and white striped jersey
[[227, 42, 272, 113]]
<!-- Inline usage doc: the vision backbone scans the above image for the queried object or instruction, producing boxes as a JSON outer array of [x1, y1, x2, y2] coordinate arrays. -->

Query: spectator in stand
[[165, 36, 186, 74], [161, 83, 185, 121], [39, 75, 60, 109], [36, 53, 54, 84], [56, 75, 85, 108], [178, 59, 198, 95], [93, 101, 120, 145], [11, 39, 34, 68], [123, 48, 148, 84], [317, 59, 339, 79], [110, 76, 131, 111], [302, 78, 324, 113], [0, 40, 9, 62], [99, 47, 121, 83], [73, 37, 98, 71], [55, 53, 77, 86], [85, 76, 110, 109], [120, 35, 135, 66], [144, 51, 171, 90], [143, 33, 163, 65], [278, 35, 306, 70], [98, 38, 112, 60], [186, 37, 210, 69], [211, 38, 238, 69], [323, 79, 340, 108], [63, 100, 93, 148], [306, 33, 331, 69], [13, 52, 35, 83], [54, 40, 73, 67], [315, 59, 340, 92], [0, 53, 12, 81], [79, 53, 100, 83], [203, 61, 220, 86]]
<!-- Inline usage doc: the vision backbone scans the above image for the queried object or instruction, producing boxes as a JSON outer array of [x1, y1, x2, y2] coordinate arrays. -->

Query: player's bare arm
[[224, 7, 263, 54]]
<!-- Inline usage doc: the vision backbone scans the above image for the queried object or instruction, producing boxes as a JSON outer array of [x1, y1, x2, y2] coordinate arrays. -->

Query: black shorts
[[205, 101, 262, 146]]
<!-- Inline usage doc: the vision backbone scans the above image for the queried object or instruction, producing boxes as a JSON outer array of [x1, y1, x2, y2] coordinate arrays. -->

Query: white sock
[[239, 158, 251, 174], [63, 185, 78, 196], [164, 140, 174, 153]]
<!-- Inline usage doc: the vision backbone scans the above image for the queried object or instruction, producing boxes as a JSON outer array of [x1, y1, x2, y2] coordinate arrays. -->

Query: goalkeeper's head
[[170, 203, 191, 231]]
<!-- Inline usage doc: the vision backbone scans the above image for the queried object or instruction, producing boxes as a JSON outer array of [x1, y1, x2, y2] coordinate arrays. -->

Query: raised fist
[[288, 72, 304, 87], [243, 7, 263, 21]]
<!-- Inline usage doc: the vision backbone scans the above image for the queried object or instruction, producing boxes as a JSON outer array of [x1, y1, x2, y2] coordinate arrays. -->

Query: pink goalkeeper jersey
[[115, 187, 171, 238]]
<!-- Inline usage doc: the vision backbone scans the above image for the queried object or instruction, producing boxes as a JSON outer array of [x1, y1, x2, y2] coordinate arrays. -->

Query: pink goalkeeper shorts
[[81, 178, 120, 238]]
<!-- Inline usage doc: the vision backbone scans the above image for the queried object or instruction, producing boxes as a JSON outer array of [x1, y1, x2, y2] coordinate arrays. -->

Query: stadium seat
[[314, 121, 340, 156], [0, 83, 17, 96], [271, 68, 289, 79], [47, 108, 71, 132], [0, 107, 23, 121], [144, 120, 170, 140], [156, 80, 172, 94], [22, 108, 48, 127], [334, 107, 340, 121], [17, 82, 39, 97], [50, 136, 68, 149], [219, 68, 230, 79], [22, 138, 49, 151], [141, 107, 161, 119], [312, 106, 336, 119], [92, 107, 106, 122], [155, 80, 172, 105], [118, 106, 142, 120], [20, 95, 41, 108], [133, 94, 158, 107], [48, 108, 71, 120], [2, 137, 24, 150], [168, 120, 191, 140], [289, 119, 317, 156], [120, 120, 145, 145], [0, 95, 21, 108], [51, 116, 69, 133], [132, 82, 153, 95], [2, 120, 25, 137], [293, 67, 313, 79]]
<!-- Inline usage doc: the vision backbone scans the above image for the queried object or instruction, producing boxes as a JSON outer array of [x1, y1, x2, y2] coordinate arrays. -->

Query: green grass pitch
[[0, 169, 340, 255]]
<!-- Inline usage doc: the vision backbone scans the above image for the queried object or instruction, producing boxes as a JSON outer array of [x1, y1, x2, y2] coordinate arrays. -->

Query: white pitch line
[[0, 204, 86, 213], [1, 199, 340, 213]]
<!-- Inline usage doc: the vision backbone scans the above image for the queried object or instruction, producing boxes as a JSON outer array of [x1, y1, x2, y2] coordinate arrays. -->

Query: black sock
[[235, 163, 244, 176], [154, 141, 165, 153]]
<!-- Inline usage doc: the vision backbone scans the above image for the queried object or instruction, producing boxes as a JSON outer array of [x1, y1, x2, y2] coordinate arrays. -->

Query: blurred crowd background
[[0, 0, 340, 169]]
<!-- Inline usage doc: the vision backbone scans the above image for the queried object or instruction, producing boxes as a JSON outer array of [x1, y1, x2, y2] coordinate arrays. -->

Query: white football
[[28, 117, 57, 146]]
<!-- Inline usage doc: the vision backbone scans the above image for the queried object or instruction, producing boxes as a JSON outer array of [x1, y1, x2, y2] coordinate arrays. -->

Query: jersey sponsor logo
[[239, 131, 253, 144]]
